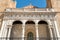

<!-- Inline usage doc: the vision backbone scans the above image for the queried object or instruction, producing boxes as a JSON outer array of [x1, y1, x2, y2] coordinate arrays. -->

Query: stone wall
[[0, 13, 4, 31], [0, 0, 16, 12], [51, 0, 60, 36], [0, 0, 60, 37], [11, 24, 22, 38], [52, 0, 60, 34], [55, 13, 60, 35], [38, 24, 50, 38]]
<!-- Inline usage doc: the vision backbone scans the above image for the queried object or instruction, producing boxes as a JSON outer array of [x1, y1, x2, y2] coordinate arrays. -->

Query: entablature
[[3, 12, 56, 20]]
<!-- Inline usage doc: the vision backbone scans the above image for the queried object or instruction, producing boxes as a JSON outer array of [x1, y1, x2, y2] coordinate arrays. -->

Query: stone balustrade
[[5, 8, 54, 12]]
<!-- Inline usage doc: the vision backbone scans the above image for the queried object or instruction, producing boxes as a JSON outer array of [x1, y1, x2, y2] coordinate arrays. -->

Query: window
[[27, 32, 34, 40]]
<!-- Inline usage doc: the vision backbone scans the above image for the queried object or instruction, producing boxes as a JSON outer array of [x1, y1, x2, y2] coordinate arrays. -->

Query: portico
[[0, 8, 59, 40]]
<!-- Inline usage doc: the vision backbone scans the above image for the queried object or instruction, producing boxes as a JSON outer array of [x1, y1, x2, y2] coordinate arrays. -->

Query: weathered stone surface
[[0, 0, 60, 39]]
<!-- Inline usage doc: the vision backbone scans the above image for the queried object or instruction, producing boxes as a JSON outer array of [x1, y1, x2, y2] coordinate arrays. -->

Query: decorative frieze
[[3, 12, 56, 21]]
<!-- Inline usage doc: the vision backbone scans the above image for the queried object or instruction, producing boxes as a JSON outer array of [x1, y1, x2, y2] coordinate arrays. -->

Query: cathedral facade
[[0, 0, 60, 40]]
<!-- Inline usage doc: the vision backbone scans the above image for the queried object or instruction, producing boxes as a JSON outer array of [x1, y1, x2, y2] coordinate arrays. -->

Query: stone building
[[0, 0, 60, 40]]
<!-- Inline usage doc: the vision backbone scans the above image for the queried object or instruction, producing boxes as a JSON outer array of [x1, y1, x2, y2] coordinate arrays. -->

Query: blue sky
[[14, 0, 47, 8]]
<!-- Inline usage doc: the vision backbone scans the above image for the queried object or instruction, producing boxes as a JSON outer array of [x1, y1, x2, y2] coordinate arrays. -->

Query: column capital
[[21, 20, 27, 24], [49, 25, 53, 29], [33, 20, 40, 24], [7, 25, 12, 28]]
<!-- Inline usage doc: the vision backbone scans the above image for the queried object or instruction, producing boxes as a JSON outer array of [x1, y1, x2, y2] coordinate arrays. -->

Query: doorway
[[27, 32, 34, 40]]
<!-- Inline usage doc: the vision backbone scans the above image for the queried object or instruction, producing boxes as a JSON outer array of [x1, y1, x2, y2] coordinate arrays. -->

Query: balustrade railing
[[5, 8, 54, 12]]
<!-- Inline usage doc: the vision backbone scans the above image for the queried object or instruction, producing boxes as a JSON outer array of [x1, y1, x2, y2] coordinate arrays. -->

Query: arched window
[[27, 32, 34, 40]]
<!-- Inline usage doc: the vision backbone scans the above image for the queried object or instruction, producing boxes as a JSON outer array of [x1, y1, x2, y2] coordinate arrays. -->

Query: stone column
[[54, 21, 60, 40], [0, 20, 14, 40], [7, 25, 12, 40], [0, 20, 8, 40], [49, 25, 54, 40], [34, 20, 39, 40], [22, 20, 27, 40], [22, 23, 25, 40]]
